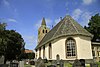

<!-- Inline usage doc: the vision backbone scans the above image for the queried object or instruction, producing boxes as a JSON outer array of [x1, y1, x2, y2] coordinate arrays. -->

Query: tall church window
[[92, 47, 95, 56], [46, 30, 47, 33], [43, 30, 44, 33], [43, 46, 45, 58], [66, 38, 76, 57], [39, 48, 41, 57], [49, 43, 52, 59]]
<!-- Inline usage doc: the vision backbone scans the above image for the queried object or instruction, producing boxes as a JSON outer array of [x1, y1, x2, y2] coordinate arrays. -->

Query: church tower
[[38, 18, 50, 44]]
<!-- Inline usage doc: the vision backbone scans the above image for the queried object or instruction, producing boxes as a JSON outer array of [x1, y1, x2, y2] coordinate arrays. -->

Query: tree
[[19, 52, 35, 60], [84, 13, 100, 42], [27, 52, 35, 59], [0, 23, 25, 64], [0, 22, 6, 30]]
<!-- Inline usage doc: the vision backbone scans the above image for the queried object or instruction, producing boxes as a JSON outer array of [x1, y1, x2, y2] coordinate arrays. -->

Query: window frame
[[49, 43, 52, 59], [65, 37, 76, 58], [43, 46, 45, 58], [39, 47, 41, 57], [43, 29, 44, 33]]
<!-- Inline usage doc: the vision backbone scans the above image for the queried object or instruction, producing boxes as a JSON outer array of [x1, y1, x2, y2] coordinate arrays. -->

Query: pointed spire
[[41, 17, 46, 26]]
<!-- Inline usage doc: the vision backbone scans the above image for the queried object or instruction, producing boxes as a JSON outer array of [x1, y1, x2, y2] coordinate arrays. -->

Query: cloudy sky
[[0, 0, 100, 50]]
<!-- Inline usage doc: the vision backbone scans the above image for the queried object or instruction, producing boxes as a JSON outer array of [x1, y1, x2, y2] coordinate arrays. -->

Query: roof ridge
[[69, 17, 79, 33], [52, 20, 63, 38], [35, 15, 93, 50]]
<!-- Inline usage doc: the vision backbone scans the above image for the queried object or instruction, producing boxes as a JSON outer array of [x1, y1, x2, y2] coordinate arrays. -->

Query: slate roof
[[41, 17, 46, 26], [35, 15, 93, 49]]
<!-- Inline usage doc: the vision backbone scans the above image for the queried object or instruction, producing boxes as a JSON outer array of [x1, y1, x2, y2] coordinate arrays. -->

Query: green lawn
[[64, 62, 72, 67], [24, 64, 35, 67], [96, 62, 100, 67], [24, 64, 31, 67], [24, 62, 100, 67]]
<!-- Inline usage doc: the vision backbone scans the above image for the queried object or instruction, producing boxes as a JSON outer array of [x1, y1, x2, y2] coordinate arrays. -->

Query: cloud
[[72, 8, 82, 20], [72, 8, 93, 26], [82, 0, 95, 5], [3, 0, 10, 7], [81, 12, 92, 26], [8, 18, 17, 22]]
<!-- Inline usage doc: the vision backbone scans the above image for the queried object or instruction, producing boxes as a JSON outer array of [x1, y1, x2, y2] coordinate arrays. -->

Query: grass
[[65, 63, 72, 67], [64, 62, 72, 67], [85, 64, 90, 67], [96, 62, 100, 67], [24, 64, 31, 67], [24, 62, 100, 67]]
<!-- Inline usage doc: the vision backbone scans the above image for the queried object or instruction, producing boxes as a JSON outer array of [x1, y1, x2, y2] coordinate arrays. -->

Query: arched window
[[43, 30, 44, 33], [49, 43, 52, 59], [39, 48, 41, 57], [43, 46, 45, 58], [66, 38, 76, 57], [46, 30, 47, 33]]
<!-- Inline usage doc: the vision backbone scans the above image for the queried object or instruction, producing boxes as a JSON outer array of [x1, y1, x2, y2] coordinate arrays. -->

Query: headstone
[[60, 59, 64, 67], [19, 61, 24, 67], [90, 63, 98, 67], [47, 65, 56, 67], [0, 55, 4, 64], [51, 60, 56, 66], [80, 59, 85, 67], [34, 58, 37, 66], [43, 57, 48, 63], [36, 57, 45, 67], [6, 61, 10, 67], [56, 54, 60, 65], [10, 62, 18, 67], [72, 59, 81, 67]]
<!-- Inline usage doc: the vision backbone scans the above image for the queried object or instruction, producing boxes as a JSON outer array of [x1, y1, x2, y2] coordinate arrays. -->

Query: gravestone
[[0, 55, 4, 64], [56, 54, 60, 65], [36, 57, 45, 67], [19, 61, 24, 67], [51, 60, 56, 67], [34, 58, 38, 66], [10, 62, 18, 67], [43, 57, 48, 63], [60, 59, 64, 67], [80, 59, 85, 67], [47, 65, 56, 67], [0, 56, 8, 67], [90, 63, 98, 67], [72, 59, 81, 67]]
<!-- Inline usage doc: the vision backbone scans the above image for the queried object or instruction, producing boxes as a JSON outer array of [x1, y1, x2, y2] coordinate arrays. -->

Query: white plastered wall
[[36, 35, 93, 60], [51, 37, 66, 60], [45, 44, 49, 59], [41, 47, 43, 58], [74, 36, 93, 59]]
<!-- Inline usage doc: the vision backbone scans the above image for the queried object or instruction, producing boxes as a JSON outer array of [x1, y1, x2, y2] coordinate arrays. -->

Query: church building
[[35, 15, 100, 62]]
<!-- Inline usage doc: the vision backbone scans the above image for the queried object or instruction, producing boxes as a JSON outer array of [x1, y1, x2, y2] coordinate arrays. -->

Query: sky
[[0, 0, 100, 50]]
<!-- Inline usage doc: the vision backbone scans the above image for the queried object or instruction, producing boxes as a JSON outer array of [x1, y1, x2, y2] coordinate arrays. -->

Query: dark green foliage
[[0, 23, 25, 63], [84, 13, 100, 42], [0, 23, 6, 30], [27, 53, 35, 59], [20, 52, 35, 60]]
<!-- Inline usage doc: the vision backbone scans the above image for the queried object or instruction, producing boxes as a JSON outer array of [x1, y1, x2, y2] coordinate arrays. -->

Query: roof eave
[[35, 34, 93, 50]]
